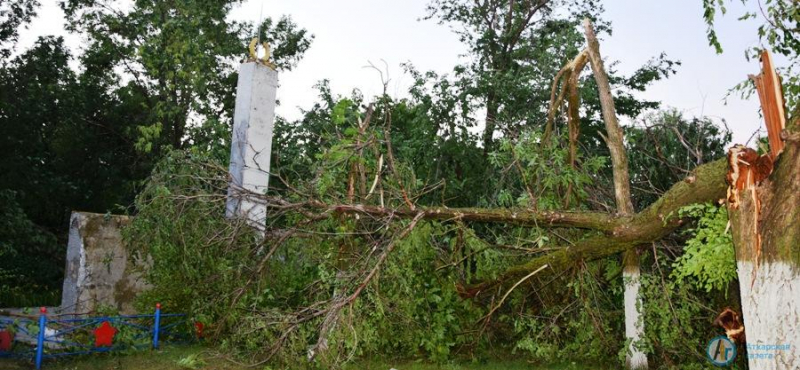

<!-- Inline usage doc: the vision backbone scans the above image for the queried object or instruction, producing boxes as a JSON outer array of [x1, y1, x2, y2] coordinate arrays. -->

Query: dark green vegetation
[[1, 0, 797, 369], [0, 345, 607, 370]]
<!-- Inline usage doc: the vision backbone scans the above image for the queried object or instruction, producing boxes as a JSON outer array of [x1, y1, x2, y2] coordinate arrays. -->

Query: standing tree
[[60, 0, 312, 154], [727, 51, 797, 370], [582, 19, 646, 369], [423, 0, 592, 153]]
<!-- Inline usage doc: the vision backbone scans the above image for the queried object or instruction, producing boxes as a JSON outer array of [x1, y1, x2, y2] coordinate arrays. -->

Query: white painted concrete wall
[[60, 212, 149, 314]]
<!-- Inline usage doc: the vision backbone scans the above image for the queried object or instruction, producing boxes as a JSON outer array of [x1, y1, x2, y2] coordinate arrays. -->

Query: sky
[[16, 0, 780, 145]]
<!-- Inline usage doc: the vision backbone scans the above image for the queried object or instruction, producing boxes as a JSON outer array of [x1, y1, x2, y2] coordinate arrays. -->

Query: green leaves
[[0, 190, 61, 306], [0, 0, 39, 57], [702, 0, 800, 110], [255, 16, 314, 72], [60, 0, 313, 151], [491, 131, 605, 210], [672, 203, 736, 293]]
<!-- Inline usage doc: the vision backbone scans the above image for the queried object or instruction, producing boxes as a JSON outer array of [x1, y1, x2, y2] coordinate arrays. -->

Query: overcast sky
[[17, 0, 779, 145]]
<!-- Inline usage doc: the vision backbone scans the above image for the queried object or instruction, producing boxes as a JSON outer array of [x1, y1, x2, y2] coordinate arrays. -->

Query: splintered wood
[[727, 50, 787, 209], [726, 49, 788, 290], [750, 50, 787, 160]]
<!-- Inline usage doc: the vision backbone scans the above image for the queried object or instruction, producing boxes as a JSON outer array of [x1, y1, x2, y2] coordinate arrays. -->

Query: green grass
[[0, 345, 608, 370]]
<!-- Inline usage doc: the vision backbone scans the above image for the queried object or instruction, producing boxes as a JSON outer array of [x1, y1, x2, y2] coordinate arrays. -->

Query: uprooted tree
[[125, 19, 797, 370]]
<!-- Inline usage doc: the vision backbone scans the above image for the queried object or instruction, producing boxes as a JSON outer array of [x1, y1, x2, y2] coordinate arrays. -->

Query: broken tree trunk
[[727, 52, 799, 370], [583, 18, 647, 370]]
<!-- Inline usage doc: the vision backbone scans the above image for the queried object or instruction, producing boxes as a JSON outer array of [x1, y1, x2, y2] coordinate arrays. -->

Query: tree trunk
[[727, 120, 799, 369], [583, 18, 647, 369], [726, 51, 798, 369], [483, 91, 498, 155], [623, 250, 647, 369]]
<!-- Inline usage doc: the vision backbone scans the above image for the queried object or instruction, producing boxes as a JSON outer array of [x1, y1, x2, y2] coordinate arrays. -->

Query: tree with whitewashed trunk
[[725, 51, 799, 370], [582, 19, 647, 369]]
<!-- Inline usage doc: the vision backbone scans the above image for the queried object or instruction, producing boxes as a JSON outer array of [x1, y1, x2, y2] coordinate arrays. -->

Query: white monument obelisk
[[226, 39, 278, 231]]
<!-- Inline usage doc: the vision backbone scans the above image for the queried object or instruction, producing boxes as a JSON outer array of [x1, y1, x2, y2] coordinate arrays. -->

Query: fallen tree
[[262, 156, 728, 292], [127, 25, 796, 369], [247, 51, 798, 368]]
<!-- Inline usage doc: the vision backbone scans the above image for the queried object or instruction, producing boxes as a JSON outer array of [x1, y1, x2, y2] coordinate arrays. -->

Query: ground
[[0, 345, 605, 370]]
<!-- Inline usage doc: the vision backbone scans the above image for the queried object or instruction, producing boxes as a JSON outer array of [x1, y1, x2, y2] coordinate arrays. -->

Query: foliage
[[421, 0, 679, 160], [0, 36, 148, 227], [0, 3, 312, 308], [125, 100, 635, 367], [125, 93, 740, 370], [60, 0, 313, 152], [0, 0, 38, 57], [672, 203, 737, 293], [639, 250, 735, 370], [0, 36, 149, 301], [513, 263, 620, 365], [176, 353, 206, 369], [702, 0, 800, 110], [489, 132, 606, 209], [423, 0, 602, 151], [0, 190, 61, 307], [1, 1, 753, 369]]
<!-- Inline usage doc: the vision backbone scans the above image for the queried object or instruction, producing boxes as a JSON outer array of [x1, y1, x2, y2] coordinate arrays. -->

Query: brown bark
[[492, 155, 721, 282], [483, 91, 498, 155], [257, 158, 729, 301], [543, 49, 588, 145], [728, 60, 798, 268], [726, 52, 797, 368], [583, 19, 646, 368], [583, 19, 634, 215], [726, 108, 799, 370], [280, 200, 621, 232], [728, 130, 799, 266]]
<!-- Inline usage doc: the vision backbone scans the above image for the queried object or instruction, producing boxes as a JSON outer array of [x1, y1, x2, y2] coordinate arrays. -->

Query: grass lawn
[[0, 345, 607, 370]]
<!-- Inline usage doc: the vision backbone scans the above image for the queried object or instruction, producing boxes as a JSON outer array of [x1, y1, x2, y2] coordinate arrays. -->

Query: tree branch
[[269, 199, 622, 232], [583, 18, 634, 215], [459, 158, 728, 296]]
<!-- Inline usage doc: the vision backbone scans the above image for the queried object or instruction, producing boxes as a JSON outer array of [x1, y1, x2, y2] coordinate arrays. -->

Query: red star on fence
[[0, 330, 12, 352], [93, 321, 117, 347], [194, 322, 204, 339]]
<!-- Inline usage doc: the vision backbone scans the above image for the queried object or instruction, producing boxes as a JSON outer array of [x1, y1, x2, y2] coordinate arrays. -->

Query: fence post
[[152, 303, 161, 349], [35, 307, 46, 370]]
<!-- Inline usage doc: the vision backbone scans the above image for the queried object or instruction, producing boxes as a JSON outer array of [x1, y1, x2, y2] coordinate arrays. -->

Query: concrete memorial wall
[[60, 212, 150, 314]]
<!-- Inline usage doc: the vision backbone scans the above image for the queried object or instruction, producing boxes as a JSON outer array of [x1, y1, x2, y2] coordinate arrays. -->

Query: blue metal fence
[[0, 303, 196, 369]]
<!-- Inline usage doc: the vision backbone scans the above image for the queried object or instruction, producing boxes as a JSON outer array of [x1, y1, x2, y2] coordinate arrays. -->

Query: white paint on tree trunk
[[737, 261, 800, 370], [226, 62, 278, 231], [624, 268, 648, 369]]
